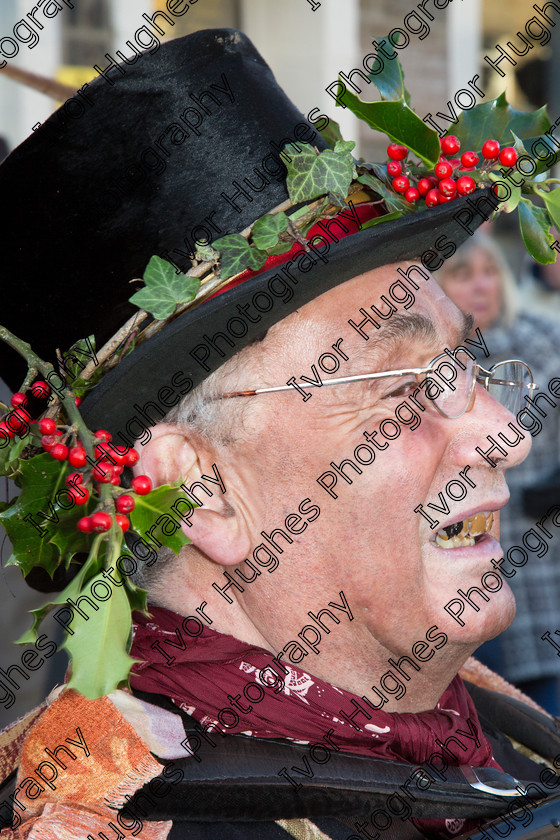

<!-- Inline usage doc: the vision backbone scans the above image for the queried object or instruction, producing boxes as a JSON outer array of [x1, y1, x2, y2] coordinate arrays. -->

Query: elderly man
[[1, 26, 560, 840]]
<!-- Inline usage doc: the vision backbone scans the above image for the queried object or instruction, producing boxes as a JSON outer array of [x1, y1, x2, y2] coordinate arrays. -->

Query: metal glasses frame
[[219, 354, 537, 420]]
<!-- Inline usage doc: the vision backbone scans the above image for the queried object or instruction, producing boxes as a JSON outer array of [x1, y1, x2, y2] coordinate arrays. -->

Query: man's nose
[[451, 382, 532, 470]]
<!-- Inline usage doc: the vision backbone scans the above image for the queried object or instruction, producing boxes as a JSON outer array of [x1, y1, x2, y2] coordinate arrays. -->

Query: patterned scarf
[[130, 606, 502, 838]]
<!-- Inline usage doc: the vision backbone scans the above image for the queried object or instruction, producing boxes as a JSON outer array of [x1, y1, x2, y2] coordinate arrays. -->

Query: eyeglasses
[[219, 353, 537, 420]]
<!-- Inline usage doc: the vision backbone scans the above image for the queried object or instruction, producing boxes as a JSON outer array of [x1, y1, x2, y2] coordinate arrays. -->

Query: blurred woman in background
[[437, 232, 560, 714]]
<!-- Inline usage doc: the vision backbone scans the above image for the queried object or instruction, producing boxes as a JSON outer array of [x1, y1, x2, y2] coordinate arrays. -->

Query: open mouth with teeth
[[432, 512, 494, 549]]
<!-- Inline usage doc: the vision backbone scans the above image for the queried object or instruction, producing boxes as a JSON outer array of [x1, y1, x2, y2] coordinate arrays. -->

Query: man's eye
[[383, 380, 417, 399]]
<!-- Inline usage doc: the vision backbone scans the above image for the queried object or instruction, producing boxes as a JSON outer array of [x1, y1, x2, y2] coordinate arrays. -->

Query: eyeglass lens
[[425, 357, 532, 418], [488, 361, 534, 417]]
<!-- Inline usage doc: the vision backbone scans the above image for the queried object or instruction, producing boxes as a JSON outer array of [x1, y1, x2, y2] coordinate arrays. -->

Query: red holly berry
[[77, 516, 93, 534], [91, 512, 112, 533], [387, 143, 408, 161], [387, 161, 402, 177], [392, 175, 410, 194], [8, 409, 31, 433], [93, 461, 114, 483], [499, 146, 518, 167], [440, 135, 461, 155], [125, 448, 140, 467], [434, 160, 453, 179], [94, 429, 112, 442], [75, 397, 82, 407], [461, 151, 479, 169], [116, 494, 135, 513], [39, 418, 57, 435], [404, 187, 420, 203], [482, 139, 500, 159], [456, 176, 476, 196], [116, 514, 130, 532], [0, 421, 15, 440], [50, 443, 69, 461], [68, 446, 87, 467], [31, 381, 50, 399], [417, 178, 434, 197], [132, 475, 152, 495], [438, 177, 457, 197], [65, 472, 84, 487], [69, 487, 90, 506], [110, 475, 122, 486], [425, 189, 441, 207], [108, 446, 129, 466], [41, 432, 62, 451], [10, 392, 28, 409]]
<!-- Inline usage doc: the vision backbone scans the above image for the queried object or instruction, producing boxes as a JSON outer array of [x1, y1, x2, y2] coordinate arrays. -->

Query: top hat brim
[[81, 194, 487, 443]]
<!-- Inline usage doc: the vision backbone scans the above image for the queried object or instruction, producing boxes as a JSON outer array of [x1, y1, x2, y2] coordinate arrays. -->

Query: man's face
[[217, 263, 531, 665]]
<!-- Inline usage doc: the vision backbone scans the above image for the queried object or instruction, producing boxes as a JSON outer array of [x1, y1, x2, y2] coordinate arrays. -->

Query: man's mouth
[[432, 512, 494, 549]]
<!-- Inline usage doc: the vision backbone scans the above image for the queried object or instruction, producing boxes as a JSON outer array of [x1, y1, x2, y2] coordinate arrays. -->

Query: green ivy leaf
[[129, 256, 201, 320], [285, 144, 355, 205], [543, 189, 560, 234], [194, 244, 219, 263], [129, 483, 194, 555], [454, 93, 550, 153], [318, 118, 345, 149], [251, 212, 290, 250], [65, 567, 135, 699], [518, 197, 556, 264], [213, 234, 267, 279], [337, 93, 440, 167]]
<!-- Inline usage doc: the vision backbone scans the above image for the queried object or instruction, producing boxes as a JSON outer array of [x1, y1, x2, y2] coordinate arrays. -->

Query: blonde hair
[[437, 232, 518, 327]]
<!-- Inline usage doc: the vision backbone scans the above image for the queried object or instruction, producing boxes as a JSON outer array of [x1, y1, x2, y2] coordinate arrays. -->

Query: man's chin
[[444, 584, 516, 647]]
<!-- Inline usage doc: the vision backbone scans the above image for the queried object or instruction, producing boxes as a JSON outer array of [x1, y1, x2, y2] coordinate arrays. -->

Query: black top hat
[[0, 28, 484, 438]]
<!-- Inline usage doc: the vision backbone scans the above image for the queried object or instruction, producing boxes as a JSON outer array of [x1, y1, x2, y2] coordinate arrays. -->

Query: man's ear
[[134, 424, 250, 567]]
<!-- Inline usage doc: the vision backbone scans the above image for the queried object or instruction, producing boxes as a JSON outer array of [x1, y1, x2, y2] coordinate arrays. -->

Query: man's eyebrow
[[459, 312, 475, 344], [352, 309, 475, 368]]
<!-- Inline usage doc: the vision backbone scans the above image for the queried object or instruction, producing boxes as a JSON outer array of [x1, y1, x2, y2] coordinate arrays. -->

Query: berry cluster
[[0, 380, 51, 441], [386, 137, 518, 208], [36, 425, 152, 534]]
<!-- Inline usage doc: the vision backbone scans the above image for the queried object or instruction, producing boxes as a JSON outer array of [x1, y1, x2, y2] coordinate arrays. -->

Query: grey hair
[[127, 337, 268, 596]]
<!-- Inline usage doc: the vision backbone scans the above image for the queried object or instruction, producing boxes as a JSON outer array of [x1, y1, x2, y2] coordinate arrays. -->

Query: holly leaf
[[251, 212, 290, 250], [65, 567, 135, 698], [129, 256, 201, 320], [285, 143, 355, 205], [129, 483, 194, 555], [454, 93, 550, 153], [543, 189, 560, 234], [213, 234, 267, 279], [62, 335, 97, 383], [0, 436, 30, 475], [337, 92, 440, 167], [517, 197, 556, 264], [361, 210, 405, 230], [367, 41, 408, 102], [17, 544, 102, 644], [357, 170, 409, 213], [489, 172, 522, 214], [0, 454, 69, 576]]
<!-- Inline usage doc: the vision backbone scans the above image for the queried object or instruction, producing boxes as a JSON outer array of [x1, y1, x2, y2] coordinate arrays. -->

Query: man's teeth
[[434, 513, 494, 549]]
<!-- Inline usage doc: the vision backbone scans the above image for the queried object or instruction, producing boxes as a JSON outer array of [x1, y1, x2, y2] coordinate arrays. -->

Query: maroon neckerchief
[[130, 605, 501, 838]]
